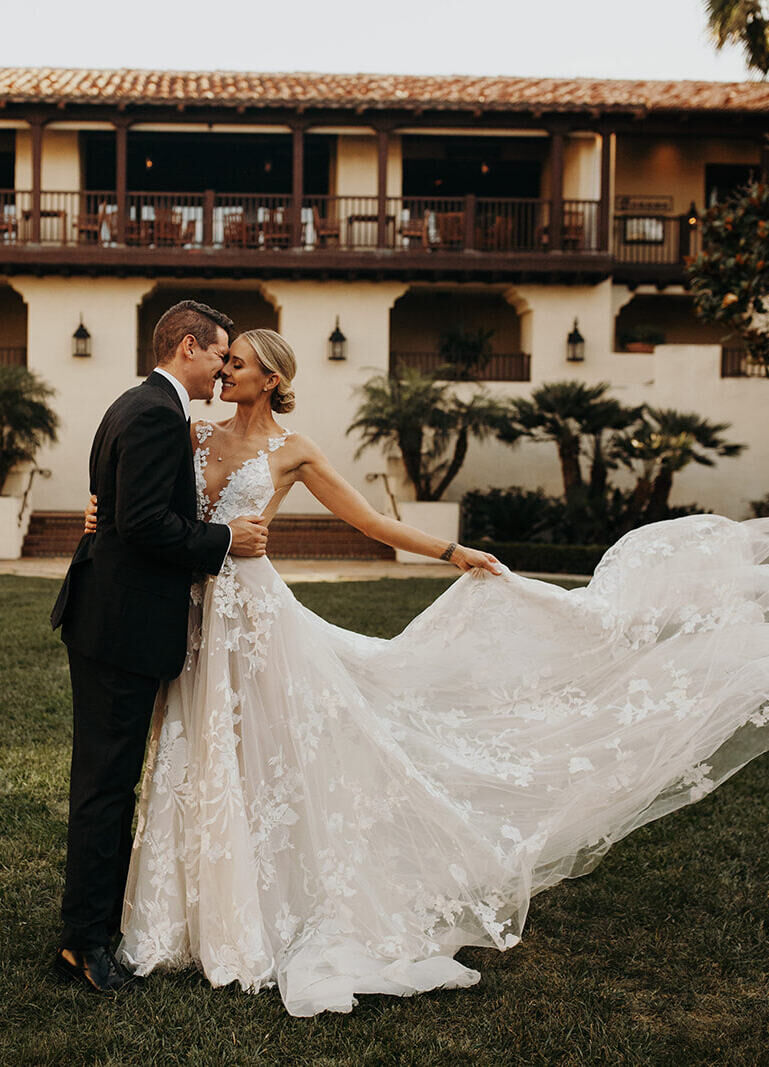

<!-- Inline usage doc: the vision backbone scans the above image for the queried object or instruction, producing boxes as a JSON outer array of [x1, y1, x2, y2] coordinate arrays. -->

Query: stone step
[[22, 511, 395, 560]]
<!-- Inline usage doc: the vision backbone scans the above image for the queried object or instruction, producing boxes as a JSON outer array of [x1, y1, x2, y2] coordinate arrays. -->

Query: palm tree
[[619, 407, 745, 523], [496, 381, 630, 504], [705, 0, 769, 76], [0, 367, 59, 492], [437, 327, 496, 380], [347, 366, 505, 501]]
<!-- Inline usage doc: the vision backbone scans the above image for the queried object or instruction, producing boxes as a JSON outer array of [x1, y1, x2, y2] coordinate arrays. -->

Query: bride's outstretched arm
[[296, 439, 501, 574]]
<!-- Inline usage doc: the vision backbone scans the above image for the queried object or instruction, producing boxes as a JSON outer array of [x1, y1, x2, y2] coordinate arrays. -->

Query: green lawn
[[1, 574, 767, 1066]]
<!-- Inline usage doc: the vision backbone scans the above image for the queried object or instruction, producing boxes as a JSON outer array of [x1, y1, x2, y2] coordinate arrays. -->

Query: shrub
[[466, 539, 607, 576]]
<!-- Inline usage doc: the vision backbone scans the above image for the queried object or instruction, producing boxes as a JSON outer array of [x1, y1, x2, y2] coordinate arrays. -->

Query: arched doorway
[[389, 286, 528, 380], [137, 285, 279, 375], [0, 283, 28, 367]]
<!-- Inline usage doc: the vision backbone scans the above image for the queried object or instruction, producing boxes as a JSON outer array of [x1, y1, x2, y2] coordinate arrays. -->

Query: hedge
[[467, 540, 608, 576]]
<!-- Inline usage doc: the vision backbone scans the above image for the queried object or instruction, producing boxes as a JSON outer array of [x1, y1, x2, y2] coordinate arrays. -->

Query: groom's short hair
[[153, 300, 236, 365]]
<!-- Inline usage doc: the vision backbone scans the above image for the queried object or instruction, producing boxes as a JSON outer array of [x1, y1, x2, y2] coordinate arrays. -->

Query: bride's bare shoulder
[[282, 432, 328, 469]]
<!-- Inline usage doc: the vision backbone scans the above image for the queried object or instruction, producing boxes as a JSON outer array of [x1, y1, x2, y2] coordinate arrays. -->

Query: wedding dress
[[119, 421, 769, 1016]]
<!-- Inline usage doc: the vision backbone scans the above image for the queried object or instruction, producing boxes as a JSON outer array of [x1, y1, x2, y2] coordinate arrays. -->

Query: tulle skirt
[[119, 515, 769, 1016]]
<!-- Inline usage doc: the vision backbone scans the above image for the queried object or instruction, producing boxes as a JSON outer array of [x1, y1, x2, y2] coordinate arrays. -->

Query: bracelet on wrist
[[440, 542, 457, 561]]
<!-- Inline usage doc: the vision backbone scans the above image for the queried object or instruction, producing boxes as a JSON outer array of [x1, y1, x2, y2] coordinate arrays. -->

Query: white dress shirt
[[153, 366, 191, 420], [152, 366, 233, 557]]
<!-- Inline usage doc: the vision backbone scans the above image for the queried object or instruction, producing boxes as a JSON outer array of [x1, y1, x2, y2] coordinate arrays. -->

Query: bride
[[95, 328, 769, 1017]]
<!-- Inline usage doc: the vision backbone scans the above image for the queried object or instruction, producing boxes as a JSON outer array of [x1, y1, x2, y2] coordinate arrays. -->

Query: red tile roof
[[0, 67, 768, 113]]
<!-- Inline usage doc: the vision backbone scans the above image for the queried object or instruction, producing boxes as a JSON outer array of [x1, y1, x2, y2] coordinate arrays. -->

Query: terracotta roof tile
[[0, 66, 768, 113]]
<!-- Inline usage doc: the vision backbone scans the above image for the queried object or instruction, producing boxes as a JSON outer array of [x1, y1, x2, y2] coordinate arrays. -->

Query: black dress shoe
[[54, 946, 134, 994]]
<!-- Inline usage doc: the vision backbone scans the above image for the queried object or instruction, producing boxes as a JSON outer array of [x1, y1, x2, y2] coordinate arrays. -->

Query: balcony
[[0, 190, 610, 281], [721, 347, 768, 378], [612, 213, 702, 285]]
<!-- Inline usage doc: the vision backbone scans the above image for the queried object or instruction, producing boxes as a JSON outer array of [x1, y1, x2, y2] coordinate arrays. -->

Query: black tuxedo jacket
[[51, 371, 230, 680]]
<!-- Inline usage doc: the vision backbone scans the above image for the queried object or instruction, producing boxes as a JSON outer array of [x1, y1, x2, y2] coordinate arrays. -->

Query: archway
[[0, 282, 28, 366], [614, 293, 726, 351], [136, 284, 279, 375], [389, 286, 528, 380]]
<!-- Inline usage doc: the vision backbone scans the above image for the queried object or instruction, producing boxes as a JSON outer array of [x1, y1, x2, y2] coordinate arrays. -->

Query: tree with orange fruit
[[688, 181, 769, 375]]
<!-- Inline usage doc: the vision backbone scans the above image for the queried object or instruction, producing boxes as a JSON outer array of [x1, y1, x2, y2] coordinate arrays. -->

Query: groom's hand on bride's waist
[[228, 515, 269, 557]]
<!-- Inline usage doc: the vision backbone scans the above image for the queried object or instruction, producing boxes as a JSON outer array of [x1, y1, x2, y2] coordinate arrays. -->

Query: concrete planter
[[396, 500, 460, 565], [0, 463, 35, 560]]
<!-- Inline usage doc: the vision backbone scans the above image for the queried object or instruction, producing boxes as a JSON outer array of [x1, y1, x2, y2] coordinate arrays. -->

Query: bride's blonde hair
[[238, 329, 297, 414]]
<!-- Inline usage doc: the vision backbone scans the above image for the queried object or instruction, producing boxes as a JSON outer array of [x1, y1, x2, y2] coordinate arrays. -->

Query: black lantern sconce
[[72, 317, 91, 358], [687, 201, 698, 228], [328, 317, 347, 361], [566, 318, 585, 362]]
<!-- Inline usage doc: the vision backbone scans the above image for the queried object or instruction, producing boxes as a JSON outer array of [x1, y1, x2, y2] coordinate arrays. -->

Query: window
[[622, 216, 665, 244]]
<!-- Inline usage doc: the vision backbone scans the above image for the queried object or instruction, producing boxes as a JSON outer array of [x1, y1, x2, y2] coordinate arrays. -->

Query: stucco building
[[1, 67, 767, 554]]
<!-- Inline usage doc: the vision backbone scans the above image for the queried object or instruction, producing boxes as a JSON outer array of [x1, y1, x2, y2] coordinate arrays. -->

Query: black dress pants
[[61, 647, 159, 950]]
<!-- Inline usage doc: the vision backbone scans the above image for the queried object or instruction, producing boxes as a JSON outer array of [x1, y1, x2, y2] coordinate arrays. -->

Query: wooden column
[[203, 188, 215, 246], [464, 193, 476, 250], [549, 128, 564, 252], [291, 124, 305, 248], [598, 128, 612, 252], [30, 118, 43, 243], [376, 128, 389, 249], [114, 121, 128, 245]]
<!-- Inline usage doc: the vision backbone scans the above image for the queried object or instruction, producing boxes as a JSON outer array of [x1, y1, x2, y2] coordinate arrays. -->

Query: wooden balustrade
[[721, 347, 769, 378], [0, 189, 615, 268], [612, 214, 701, 265], [390, 350, 531, 381], [0, 346, 27, 367]]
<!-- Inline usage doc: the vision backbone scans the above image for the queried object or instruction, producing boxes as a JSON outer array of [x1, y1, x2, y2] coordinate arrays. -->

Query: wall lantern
[[566, 318, 585, 362], [328, 317, 347, 361], [72, 318, 91, 358], [687, 201, 698, 228]]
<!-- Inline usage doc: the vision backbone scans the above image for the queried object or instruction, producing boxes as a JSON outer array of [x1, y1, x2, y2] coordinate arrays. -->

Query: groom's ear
[[179, 333, 198, 360]]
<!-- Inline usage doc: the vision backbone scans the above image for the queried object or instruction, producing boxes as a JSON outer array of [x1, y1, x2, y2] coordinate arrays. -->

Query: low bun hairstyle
[[238, 329, 297, 414]]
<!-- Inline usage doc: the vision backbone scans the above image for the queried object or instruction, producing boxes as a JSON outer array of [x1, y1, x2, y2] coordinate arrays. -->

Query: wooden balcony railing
[[0, 190, 606, 257], [390, 350, 531, 381], [612, 214, 702, 266], [721, 347, 769, 378], [0, 346, 27, 367]]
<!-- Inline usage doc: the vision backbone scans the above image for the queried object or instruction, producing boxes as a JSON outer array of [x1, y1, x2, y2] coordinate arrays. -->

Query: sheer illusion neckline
[[194, 421, 292, 520]]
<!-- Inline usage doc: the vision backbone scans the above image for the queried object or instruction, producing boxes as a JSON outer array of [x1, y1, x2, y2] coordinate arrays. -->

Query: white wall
[[615, 136, 760, 214], [334, 134, 402, 197], [10, 276, 154, 509], [15, 128, 81, 190], [11, 273, 768, 523]]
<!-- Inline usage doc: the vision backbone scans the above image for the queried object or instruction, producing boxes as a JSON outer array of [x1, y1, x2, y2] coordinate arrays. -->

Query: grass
[[1, 573, 768, 1066]]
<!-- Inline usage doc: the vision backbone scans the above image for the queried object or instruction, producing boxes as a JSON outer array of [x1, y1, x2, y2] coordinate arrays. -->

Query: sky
[[0, 0, 757, 83]]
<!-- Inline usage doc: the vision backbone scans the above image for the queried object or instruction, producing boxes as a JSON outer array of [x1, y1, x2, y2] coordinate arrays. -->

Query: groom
[[50, 299, 268, 993]]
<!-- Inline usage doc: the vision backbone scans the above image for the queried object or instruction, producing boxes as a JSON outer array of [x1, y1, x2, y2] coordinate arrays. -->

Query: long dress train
[[119, 422, 769, 1016]]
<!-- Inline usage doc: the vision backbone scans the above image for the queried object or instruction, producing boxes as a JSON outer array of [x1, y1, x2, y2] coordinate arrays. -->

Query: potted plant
[[0, 367, 58, 559], [618, 325, 666, 353], [347, 366, 504, 562]]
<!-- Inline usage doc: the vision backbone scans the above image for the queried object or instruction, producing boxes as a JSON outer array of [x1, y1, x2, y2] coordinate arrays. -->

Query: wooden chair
[[73, 202, 114, 245], [261, 209, 292, 249], [487, 215, 514, 252], [153, 207, 184, 246], [0, 209, 17, 242], [312, 206, 340, 246], [434, 211, 464, 249], [222, 211, 246, 247], [399, 211, 428, 248], [562, 209, 585, 250]]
